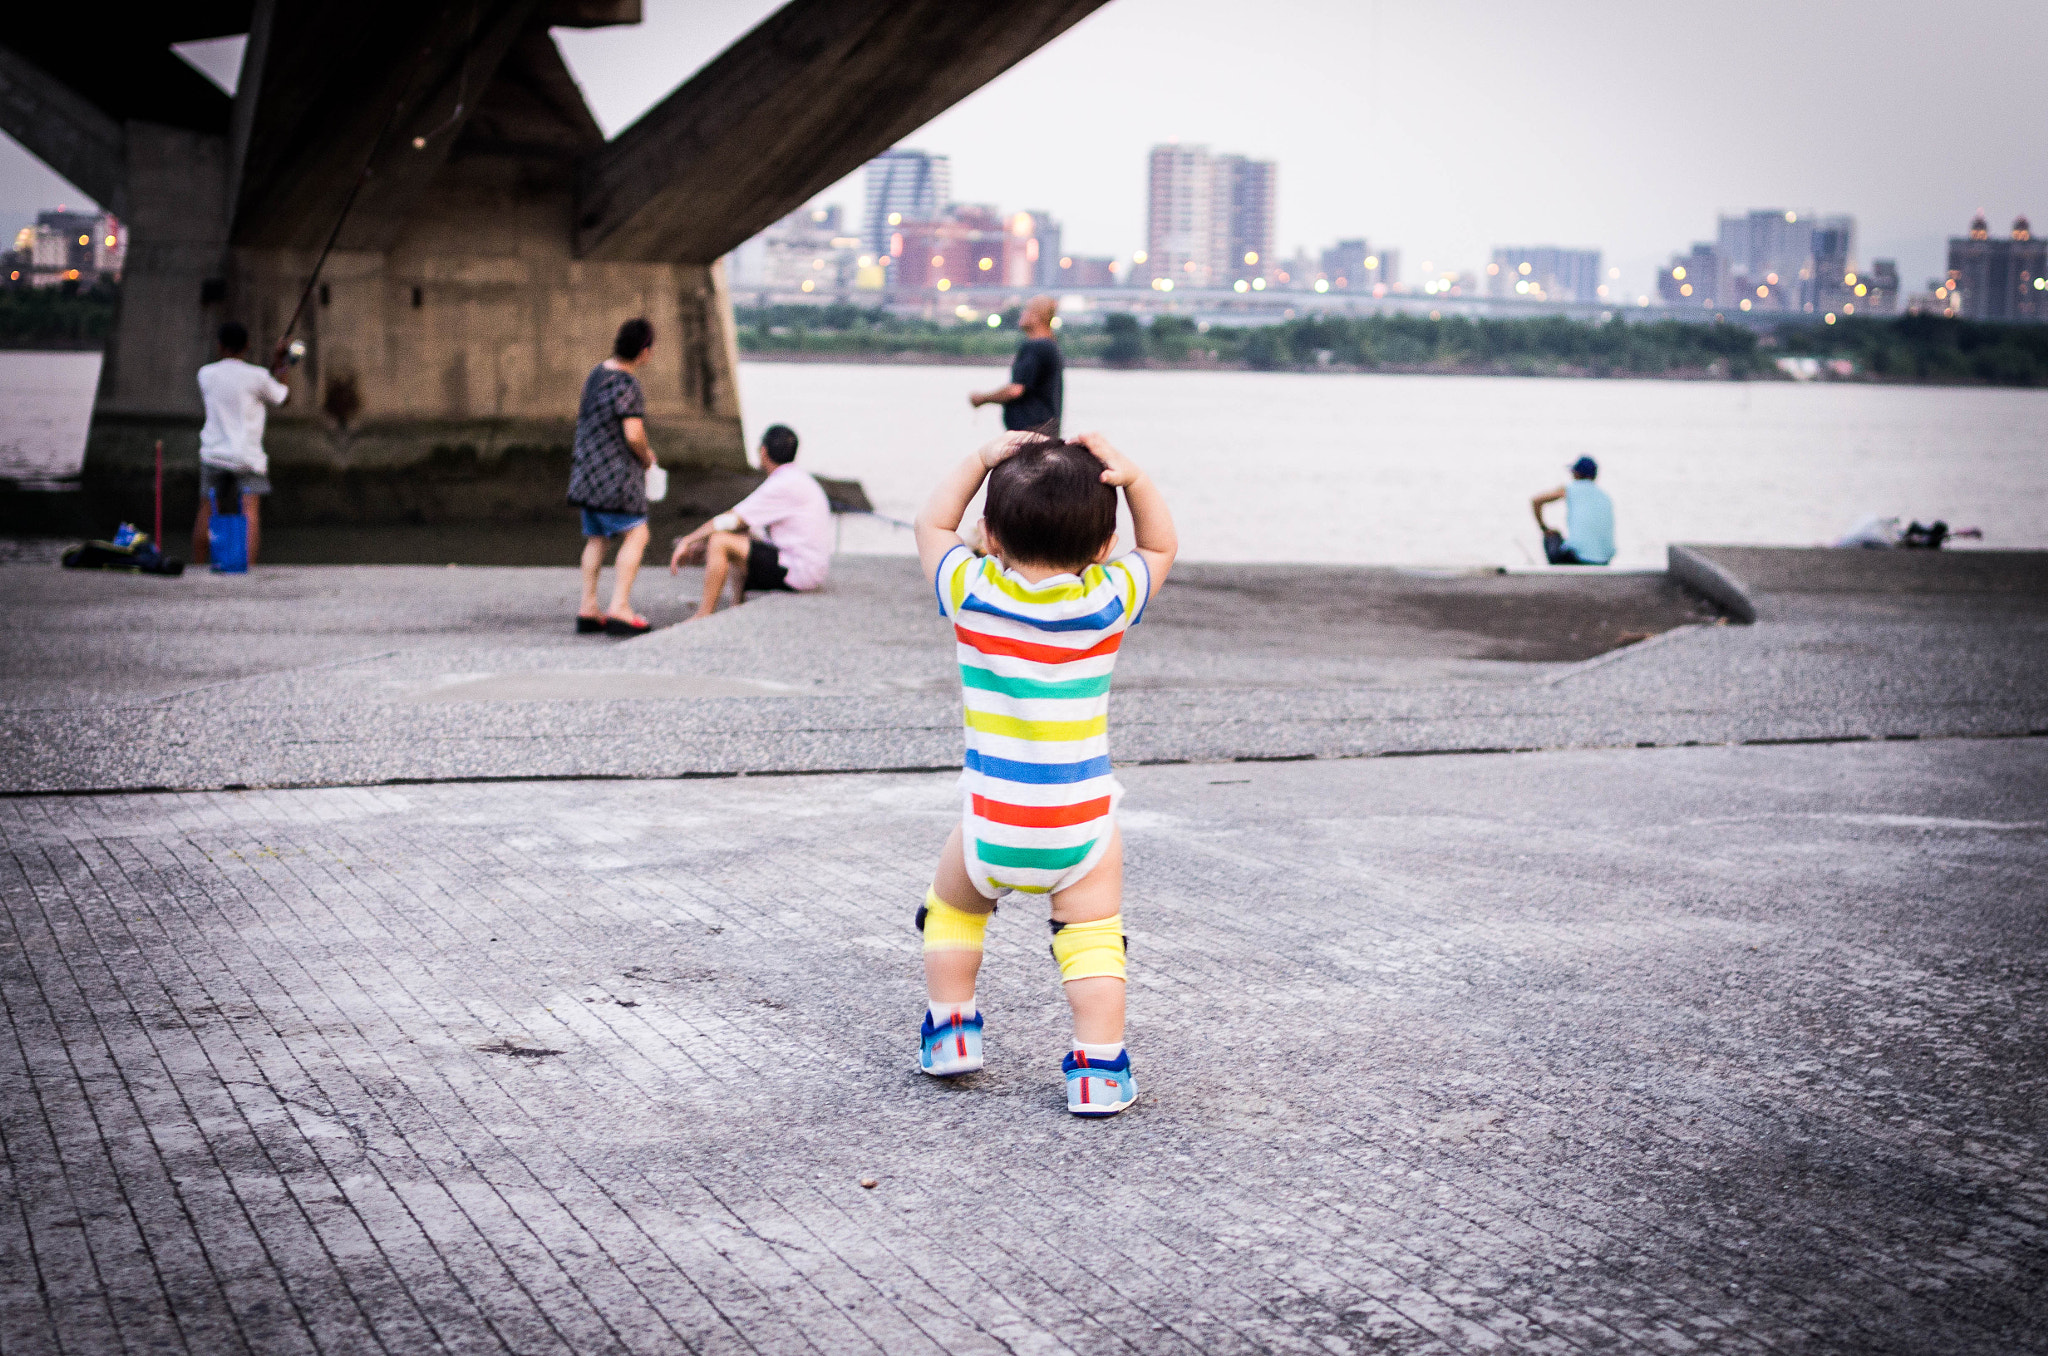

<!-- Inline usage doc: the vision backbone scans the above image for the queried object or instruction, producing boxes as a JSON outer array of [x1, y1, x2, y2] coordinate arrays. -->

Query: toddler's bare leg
[[925, 823, 994, 1004], [1049, 827, 1125, 1045]]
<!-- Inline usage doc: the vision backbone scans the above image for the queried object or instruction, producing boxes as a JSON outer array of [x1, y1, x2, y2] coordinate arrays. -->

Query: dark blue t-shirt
[[1004, 337, 1063, 434]]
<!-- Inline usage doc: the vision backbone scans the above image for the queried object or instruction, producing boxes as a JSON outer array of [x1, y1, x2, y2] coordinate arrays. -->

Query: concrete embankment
[[2, 546, 2041, 795], [0, 464, 872, 563]]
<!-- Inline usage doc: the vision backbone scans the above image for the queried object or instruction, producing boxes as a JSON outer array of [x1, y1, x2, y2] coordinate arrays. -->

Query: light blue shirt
[[1563, 479, 1615, 564]]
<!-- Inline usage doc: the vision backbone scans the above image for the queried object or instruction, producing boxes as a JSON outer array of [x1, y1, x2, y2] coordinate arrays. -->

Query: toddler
[[911, 430, 1178, 1116]]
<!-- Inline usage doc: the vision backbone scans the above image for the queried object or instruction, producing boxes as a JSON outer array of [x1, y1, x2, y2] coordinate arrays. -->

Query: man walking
[[1531, 456, 1616, 565], [969, 295, 1063, 435], [192, 322, 290, 565], [669, 424, 831, 619]]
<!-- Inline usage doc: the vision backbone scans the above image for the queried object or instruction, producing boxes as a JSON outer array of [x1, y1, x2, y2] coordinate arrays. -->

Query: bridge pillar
[[3, 0, 1108, 531]]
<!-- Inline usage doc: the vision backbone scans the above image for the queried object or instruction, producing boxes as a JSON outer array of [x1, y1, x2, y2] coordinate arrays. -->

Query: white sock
[[929, 998, 977, 1022], [1077, 1040, 1125, 1062]]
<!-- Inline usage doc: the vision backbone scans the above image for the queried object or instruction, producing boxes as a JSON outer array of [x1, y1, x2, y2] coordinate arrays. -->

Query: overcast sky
[[7, 0, 2042, 294]]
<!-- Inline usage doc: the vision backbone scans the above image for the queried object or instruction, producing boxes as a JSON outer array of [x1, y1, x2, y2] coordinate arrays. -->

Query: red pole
[[153, 439, 163, 545]]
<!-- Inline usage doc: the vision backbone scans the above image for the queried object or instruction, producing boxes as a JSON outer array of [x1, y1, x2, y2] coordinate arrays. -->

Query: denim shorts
[[202, 464, 271, 499], [581, 508, 647, 538]]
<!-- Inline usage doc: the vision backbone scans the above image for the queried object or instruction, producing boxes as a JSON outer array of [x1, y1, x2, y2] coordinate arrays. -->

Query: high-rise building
[[1658, 243, 1728, 308], [1146, 144, 1216, 288], [1217, 155, 1276, 287], [1145, 145, 1276, 289], [29, 209, 122, 287], [1815, 255, 1899, 318], [889, 204, 1030, 292], [1318, 239, 1370, 290], [1487, 247, 1601, 302], [1946, 214, 2046, 321], [729, 205, 861, 294], [1005, 210, 1061, 288], [1712, 209, 1853, 311], [863, 149, 951, 256]]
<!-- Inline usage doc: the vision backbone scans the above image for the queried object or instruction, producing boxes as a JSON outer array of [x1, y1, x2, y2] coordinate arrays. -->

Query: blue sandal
[[920, 1010, 984, 1076], [1063, 1048, 1137, 1116]]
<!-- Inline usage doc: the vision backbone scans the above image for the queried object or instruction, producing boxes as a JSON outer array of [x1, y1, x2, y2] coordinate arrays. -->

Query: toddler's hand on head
[[1078, 432, 1140, 486], [976, 430, 1035, 469]]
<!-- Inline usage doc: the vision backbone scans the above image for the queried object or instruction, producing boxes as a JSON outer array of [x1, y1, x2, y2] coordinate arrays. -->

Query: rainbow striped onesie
[[935, 544, 1154, 899]]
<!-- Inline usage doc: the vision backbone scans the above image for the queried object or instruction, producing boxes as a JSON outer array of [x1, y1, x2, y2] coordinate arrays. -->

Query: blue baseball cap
[[1570, 456, 1598, 478]]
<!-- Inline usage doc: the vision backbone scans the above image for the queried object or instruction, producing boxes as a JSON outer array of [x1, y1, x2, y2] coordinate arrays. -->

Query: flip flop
[[603, 614, 651, 636], [576, 615, 605, 634]]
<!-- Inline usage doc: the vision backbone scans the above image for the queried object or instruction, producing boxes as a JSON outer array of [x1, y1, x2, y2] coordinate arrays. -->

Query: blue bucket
[[208, 487, 248, 573]]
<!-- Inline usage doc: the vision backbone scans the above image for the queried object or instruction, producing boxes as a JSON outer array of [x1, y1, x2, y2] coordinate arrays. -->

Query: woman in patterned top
[[911, 430, 1178, 1116], [568, 318, 658, 636]]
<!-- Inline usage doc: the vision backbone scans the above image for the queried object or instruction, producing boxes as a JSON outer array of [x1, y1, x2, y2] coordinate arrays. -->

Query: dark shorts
[[1543, 530, 1601, 566], [745, 538, 793, 593], [202, 464, 270, 502]]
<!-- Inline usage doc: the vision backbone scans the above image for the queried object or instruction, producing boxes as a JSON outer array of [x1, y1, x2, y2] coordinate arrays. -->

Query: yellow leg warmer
[[1049, 914, 1127, 982], [919, 888, 992, 953]]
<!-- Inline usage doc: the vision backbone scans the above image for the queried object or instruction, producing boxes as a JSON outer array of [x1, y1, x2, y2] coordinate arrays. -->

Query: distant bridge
[[0, 0, 1109, 519]]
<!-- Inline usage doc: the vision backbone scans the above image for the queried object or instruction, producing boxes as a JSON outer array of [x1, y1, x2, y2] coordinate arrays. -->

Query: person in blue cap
[[1531, 456, 1615, 565]]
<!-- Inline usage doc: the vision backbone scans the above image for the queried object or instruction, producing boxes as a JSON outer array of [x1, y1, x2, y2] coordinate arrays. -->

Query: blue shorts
[[581, 509, 647, 538]]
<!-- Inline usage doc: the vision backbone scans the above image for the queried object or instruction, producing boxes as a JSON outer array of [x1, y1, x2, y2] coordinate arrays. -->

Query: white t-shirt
[[197, 358, 290, 474]]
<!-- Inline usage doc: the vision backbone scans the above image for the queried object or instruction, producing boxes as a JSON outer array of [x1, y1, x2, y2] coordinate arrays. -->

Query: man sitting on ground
[[1532, 456, 1615, 566], [669, 424, 832, 618]]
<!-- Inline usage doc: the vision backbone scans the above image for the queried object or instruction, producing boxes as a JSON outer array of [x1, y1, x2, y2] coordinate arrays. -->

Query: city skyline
[[2, 0, 2040, 295], [543, 0, 2039, 297]]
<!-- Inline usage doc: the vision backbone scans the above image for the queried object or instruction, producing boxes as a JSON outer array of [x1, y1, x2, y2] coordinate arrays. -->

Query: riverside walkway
[[1, 549, 2044, 1354]]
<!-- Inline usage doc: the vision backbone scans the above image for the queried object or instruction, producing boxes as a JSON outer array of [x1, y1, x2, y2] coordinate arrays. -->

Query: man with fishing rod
[[190, 322, 295, 568]]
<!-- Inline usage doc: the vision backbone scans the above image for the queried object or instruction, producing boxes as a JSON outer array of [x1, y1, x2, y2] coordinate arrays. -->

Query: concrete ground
[[0, 556, 1728, 793], [4, 742, 2044, 1354], [2, 546, 2045, 1353], [1, 548, 2042, 794]]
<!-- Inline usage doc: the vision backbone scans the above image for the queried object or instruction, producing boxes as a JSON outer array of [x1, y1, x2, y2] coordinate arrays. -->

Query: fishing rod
[[274, 4, 481, 361], [273, 94, 408, 363]]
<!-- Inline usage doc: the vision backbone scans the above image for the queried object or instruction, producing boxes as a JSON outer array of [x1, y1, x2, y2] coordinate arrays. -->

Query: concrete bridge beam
[[0, 46, 130, 218], [574, 0, 1110, 263]]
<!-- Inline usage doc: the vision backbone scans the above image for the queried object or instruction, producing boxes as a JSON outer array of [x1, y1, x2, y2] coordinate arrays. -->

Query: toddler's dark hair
[[984, 440, 1117, 570]]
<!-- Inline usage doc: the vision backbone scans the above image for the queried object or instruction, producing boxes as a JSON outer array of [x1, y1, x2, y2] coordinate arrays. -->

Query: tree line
[[736, 302, 2048, 386], [0, 280, 118, 349], [6, 291, 2041, 386]]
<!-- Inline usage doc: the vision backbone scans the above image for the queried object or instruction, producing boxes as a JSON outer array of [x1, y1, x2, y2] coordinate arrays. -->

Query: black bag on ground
[[61, 533, 184, 575]]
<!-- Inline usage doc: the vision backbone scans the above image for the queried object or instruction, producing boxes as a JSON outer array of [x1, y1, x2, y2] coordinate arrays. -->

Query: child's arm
[[1077, 433, 1177, 593], [915, 431, 1034, 585]]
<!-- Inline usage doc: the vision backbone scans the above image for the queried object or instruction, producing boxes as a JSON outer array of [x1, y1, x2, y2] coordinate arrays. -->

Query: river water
[[8, 351, 2045, 567], [742, 362, 2048, 567]]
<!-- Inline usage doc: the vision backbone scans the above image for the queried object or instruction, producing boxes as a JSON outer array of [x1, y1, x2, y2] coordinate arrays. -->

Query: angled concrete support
[[574, 0, 1111, 262], [0, 47, 129, 217]]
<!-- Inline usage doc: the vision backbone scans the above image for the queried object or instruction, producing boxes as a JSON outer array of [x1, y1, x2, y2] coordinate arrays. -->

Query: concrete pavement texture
[[3, 545, 2045, 1353], [3, 739, 2044, 1354], [2, 556, 1724, 793], [2, 547, 2044, 794]]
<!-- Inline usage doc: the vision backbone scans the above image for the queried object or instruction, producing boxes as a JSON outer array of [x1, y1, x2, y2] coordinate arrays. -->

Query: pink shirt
[[733, 463, 832, 591]]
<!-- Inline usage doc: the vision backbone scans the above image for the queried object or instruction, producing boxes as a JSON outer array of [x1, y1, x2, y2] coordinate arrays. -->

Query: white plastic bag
[[645, 465, 668, 503]]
